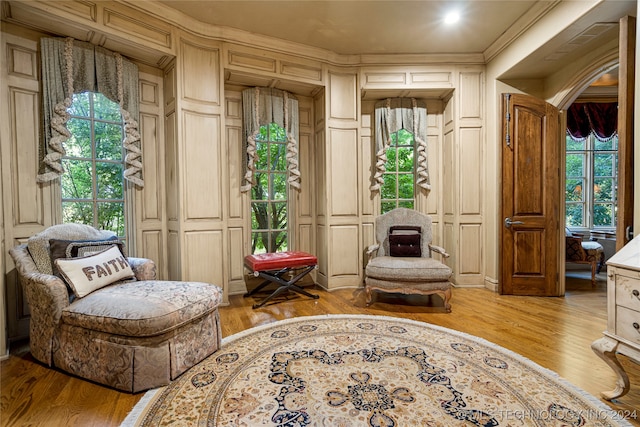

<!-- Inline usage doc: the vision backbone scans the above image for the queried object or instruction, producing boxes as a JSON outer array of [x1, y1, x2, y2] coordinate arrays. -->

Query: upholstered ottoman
[[244, 251, 319, 308]]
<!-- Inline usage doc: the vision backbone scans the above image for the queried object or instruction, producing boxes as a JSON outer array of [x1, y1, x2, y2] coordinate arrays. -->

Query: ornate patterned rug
[[122, 314, 631, 426]]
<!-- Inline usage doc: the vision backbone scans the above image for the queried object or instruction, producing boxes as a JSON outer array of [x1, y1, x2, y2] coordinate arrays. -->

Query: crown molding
[[483, 0, 561, 62]]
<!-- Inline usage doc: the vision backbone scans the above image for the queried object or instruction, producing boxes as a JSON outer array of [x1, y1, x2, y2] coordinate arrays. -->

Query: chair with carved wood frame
[[364, 208, 453, 311]]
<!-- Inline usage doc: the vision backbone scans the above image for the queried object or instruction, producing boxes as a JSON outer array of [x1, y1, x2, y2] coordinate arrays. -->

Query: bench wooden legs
[[244, 264, 319, 308]]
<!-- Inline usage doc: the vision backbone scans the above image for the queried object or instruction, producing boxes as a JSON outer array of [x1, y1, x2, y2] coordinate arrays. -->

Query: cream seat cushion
[[366, 256, 452, 282], [62, 280, 222, 337]]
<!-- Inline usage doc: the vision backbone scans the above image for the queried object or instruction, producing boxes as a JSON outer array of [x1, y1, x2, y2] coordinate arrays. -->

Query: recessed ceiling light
[[444, 10, 460, 25]]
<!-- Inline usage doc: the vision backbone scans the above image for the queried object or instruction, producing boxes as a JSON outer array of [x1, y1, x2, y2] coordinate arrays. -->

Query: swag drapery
[[371, 98, 430, 192], [241, 87, 300, 193], [38, 37, 143, 187], [566, 102, 618, 141]]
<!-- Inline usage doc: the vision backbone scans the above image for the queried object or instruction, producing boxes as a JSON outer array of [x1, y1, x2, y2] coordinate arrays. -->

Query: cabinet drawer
[[615, 305, 640, 345], [615, 274, 640, 311]]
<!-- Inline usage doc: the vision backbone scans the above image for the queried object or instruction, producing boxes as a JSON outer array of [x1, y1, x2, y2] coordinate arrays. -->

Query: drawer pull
[[634, 322, 640, 331], [633, 289, 640, 300]]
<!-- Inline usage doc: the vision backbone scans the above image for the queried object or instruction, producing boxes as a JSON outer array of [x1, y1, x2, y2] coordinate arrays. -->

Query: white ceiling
[[158, 0, 544, 56]]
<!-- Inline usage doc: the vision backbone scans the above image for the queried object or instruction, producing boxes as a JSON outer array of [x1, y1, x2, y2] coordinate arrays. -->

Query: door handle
[[504, 217, 524, 228]]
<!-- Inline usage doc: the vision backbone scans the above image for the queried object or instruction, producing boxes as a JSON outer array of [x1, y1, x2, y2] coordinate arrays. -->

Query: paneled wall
[[165, 36, 228, 302], [136, 66, 167, 278], [450, 69, 485, 286], [1, 25, 53, 349], [318, 69, 362, 289], [1, 2, 488, 351]]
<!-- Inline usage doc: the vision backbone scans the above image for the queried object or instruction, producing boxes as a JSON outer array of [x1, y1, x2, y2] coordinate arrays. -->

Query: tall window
[[565, 133, 618, 229], [381, 129, 415, 214], [251, 123, 289, 253], [62, 92, 126, 237]]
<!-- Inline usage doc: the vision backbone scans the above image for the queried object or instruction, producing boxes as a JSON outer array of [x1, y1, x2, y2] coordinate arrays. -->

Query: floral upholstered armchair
[[364, 208, 453, 312], [565, 227, 605, 286], [9, 223, 223, 392]]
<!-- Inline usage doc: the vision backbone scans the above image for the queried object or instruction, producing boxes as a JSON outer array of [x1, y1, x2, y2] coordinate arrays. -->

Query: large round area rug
[[122, 314, 631, 426]]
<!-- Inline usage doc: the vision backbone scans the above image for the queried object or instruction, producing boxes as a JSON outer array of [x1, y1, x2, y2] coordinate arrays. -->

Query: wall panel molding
[[10, 88, 41, 226], [182, 111, 221, 220], [329, 225, 360, 277], [181, 41, 220, 105], [7, 43, 37, 80], [459, 127, 482, 215], [184, 230, 224, 285], [329, 128, 358, 217], [103, 5, 172, 48], [140, 112, 162, 221], [328, 71, 357, 120]]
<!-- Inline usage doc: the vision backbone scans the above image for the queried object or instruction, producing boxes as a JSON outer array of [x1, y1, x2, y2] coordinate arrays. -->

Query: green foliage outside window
[[565, 133, 618, 228], [251, 123, 289, 253], [62, 92, 125, 237], [381, 129, 415, 214]]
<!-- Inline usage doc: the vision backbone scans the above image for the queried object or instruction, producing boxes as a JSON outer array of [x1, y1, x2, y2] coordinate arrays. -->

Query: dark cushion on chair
[[389, 226, 422, 257], [49, 236, 125, 277]]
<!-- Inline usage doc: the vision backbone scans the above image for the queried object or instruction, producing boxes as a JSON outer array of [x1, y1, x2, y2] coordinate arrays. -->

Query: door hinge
[[505, 93, 511, 147]]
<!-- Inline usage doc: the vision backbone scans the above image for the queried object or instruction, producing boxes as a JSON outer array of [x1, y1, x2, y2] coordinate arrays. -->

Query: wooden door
[[501, 93, 561, 296], [617, 16, 635, 250]]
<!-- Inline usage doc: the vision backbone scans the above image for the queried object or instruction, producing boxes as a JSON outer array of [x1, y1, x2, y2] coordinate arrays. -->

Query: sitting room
[[1, 1, 639, 425]]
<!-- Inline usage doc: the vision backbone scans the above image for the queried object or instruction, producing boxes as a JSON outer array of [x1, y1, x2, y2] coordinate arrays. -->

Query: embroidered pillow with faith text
[[55, 245, 135, 298]]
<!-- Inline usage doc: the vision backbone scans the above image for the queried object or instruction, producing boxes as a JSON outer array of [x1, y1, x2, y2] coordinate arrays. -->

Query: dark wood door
[[501, 93, 561, 296]]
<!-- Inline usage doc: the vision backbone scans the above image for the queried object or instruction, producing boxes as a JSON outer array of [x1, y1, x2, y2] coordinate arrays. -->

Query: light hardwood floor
[[2, 274, 639, 426]]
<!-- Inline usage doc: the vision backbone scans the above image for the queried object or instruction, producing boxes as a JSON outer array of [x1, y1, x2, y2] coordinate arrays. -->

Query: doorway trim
[[550, 48, 619, 295]]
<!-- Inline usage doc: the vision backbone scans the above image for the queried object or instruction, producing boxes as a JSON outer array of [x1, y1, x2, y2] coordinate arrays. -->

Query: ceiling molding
[[483, 0, 560, 62]]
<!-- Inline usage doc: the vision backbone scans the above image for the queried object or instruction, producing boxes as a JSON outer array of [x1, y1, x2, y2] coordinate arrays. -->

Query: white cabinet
[[591, 235, 640, 400]]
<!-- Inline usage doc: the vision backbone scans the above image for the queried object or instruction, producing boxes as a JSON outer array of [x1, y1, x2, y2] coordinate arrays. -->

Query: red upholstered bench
[[244, 251, 319, 309]]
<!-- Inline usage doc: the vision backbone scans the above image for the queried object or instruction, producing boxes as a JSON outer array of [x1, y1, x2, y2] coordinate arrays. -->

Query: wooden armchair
[[364, 208, 453, 311]]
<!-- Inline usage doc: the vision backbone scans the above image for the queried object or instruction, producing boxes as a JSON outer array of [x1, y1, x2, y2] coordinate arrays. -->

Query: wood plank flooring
[[2, 276, 639, 426]]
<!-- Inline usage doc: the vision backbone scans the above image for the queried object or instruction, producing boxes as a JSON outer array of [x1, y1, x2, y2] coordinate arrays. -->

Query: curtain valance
[[38, 37, 143, 187], [371, 98, 429, 192], [566, 102, 618, 141], [241, 87, 300, 192]]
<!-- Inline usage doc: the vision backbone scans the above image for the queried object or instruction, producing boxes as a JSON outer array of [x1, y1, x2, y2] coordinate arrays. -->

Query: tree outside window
[[62, 92, 126, 237], [251, 123, 289, 253], [565, 133, 618, 229], [381, 129, 415, 214]]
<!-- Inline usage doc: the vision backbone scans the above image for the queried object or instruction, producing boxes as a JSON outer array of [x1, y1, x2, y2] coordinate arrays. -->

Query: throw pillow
[[388, 225, 422, 257], [49, 237, 126, 277], [55, 246, 135, 298]]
